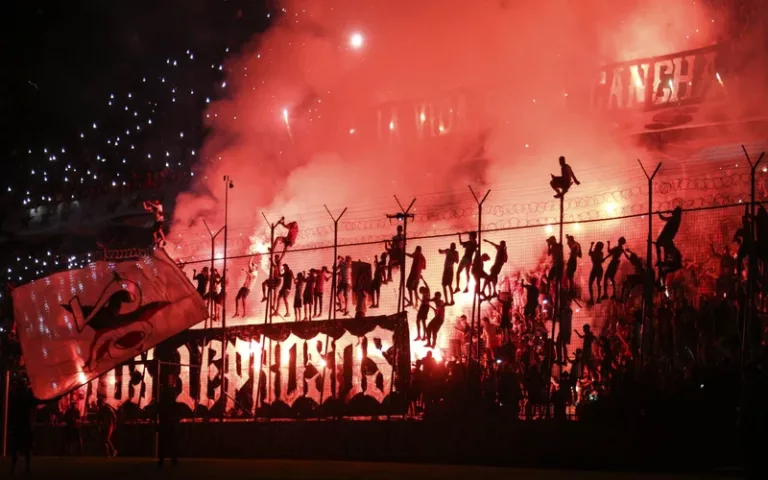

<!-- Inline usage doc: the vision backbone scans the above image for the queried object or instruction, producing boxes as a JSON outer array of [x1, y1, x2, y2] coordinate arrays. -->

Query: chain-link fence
[[174, 200, 748, 368]]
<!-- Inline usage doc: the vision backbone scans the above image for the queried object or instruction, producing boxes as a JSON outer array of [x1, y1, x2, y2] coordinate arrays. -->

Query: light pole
[[220, 175, 233, 421]]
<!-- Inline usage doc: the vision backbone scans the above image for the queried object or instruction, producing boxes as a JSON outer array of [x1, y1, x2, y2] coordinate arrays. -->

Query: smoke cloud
[[170, 0, 741, 258]]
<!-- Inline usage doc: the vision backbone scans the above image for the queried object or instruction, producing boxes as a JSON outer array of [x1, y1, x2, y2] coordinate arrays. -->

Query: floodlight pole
[[638, 160, 661, 372], [325, 205, 348, 321], [468, 186, 490, 365], [742, 146, 764, 365], [202, 220, 224, 330], [220, 175, 233, 422]]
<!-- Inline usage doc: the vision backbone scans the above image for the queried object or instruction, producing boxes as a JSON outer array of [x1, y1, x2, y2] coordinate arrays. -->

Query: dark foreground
[[0, 457, 729, 479], [30, 420, 745, 474]]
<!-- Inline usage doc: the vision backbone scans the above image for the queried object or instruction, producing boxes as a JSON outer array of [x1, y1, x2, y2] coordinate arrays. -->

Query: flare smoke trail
[[170, 0, 739, 257]]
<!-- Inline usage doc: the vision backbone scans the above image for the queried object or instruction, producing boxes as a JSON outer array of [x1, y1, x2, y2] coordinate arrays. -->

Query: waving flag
[[12, 248, 207, 400]]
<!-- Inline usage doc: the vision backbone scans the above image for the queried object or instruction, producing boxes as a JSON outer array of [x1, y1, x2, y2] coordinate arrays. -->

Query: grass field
[[0, 457, 725, 479]]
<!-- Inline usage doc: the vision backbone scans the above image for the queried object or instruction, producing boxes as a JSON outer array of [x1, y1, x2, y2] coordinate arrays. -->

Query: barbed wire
[[174, 201, 748, 266], [165, 164, 765, 261]]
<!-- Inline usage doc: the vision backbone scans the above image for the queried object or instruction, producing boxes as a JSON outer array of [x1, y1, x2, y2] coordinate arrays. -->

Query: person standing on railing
[[602, 237, 628, 301], [370, 254, 386, 308], [294, 272, 305, 321], [336, 256, 351, 316], [193, 266, 209, 298], [425, 291, 446, 348], [385, 225, 405, 283], [438, 243, 459, 305], [655, 206, 683, 266], [565, 235, 582, 294], [303, 269, 316, 320], [405, 246, 427, 308], [455, 231, 478, 294], [234, 257, 257, 318], [587, 242, 605, 305], [275, 263, 294, 318], [261, 253, 283, 305], [314, 266, 331, 318], [484, 239, 508, 297]]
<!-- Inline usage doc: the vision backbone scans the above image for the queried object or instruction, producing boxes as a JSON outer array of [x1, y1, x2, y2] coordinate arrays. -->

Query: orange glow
[[166, 0, 734, 309]]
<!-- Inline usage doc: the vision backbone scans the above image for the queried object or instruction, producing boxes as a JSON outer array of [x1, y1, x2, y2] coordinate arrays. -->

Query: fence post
[[324, 206, 348, 321], [468, 186, 491, 366], [261, 214, 278, 408], [319, 206, 347, 412], [201, 221, 224, 330], [638, 160, 661, 373]]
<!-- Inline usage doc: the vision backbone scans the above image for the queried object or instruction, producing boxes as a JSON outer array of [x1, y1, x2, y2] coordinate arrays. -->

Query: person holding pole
[[272, 217, 299, 257]]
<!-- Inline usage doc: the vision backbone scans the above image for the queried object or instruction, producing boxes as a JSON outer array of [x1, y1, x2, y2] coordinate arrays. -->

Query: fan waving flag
[[12, 248, 207, 400]]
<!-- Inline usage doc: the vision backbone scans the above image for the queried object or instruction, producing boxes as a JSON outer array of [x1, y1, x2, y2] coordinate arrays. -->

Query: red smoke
[[169, 0, 727, 257]]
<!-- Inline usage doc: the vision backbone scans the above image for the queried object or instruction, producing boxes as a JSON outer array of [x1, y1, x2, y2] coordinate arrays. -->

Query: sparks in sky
[[349, 32, 364, 49]]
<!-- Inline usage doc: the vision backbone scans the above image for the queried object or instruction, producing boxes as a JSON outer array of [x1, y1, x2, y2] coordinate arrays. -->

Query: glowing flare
[[419, 112, 426, 123], [544, 224, 553, 234], [604, 202, 617, 215], [349, 32, 364, 49]]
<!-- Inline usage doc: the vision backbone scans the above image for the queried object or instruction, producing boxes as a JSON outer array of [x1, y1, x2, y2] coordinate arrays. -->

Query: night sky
[[1, 0, 269, 203]]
